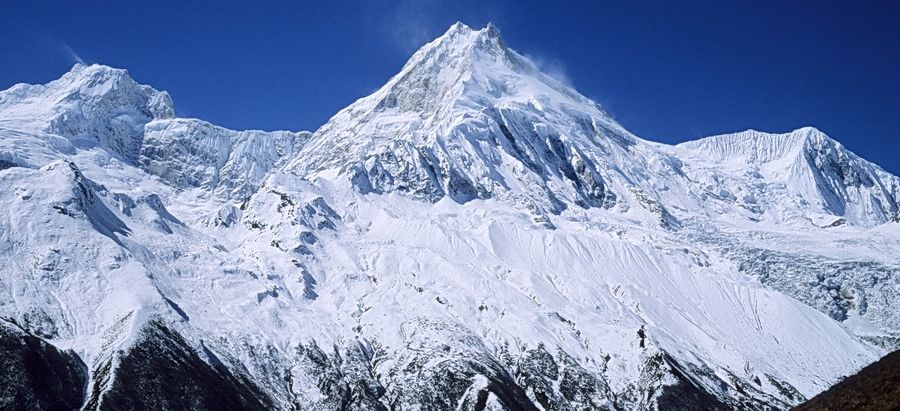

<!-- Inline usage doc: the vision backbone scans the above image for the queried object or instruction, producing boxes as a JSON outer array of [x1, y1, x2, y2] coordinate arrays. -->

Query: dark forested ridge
[[794, 350, 900, 411]]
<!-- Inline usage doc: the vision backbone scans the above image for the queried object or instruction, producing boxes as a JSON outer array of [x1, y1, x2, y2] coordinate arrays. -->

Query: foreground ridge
[[0, 22, 898, 410], [794, 349, 900, 411]]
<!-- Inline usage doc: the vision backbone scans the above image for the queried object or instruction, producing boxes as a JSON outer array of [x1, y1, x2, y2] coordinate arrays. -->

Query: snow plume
[[61, 42, 85, 65], [524, 52, 574, 87], [386, 0, 443, 52]]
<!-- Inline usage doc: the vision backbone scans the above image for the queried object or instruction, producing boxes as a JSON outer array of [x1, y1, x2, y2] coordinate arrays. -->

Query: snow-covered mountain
[[0, 63, 174, 164], [1, 23, 898, 410], [289, 23, 651, 225], [673, 127, 900, 227]]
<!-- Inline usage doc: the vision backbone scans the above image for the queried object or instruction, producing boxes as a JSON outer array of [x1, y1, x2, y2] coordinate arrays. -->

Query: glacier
[[0, 22, 898, 410]]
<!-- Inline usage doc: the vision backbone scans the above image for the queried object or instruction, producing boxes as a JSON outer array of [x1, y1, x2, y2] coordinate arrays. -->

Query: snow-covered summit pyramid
[[288, 23, 668, 225]]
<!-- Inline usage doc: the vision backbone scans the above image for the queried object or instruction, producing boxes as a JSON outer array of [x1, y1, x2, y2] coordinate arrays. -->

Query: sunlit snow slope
[[1, 23, 898, 411]]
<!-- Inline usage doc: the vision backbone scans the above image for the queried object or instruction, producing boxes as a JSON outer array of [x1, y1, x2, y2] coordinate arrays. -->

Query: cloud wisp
[[387, 0, 444, 53], [524, 53, 574, 88], [61, 42, 85, 65]]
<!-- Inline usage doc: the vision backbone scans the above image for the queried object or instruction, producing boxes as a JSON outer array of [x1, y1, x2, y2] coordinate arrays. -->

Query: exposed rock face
[[0, 322, 88, 411]]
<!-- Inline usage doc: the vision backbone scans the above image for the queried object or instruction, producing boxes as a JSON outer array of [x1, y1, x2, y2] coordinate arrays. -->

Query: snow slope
[[0, 22, 898, 410]]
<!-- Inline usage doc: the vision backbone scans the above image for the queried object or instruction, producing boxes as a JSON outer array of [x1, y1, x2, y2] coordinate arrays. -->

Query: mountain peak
[[67, 62, 127, 76], [440, 22, 502, 45], [1, 63, 174, 121], [676, 127, 838, 165], [445, 21, 473, 35], [0, 62, 175, 162], [409, 22, 508, 71], [288, 23, 637, 222], [676, 126, 900, 225], [363, 22, 590, 120], [58, 63, 140, 99]]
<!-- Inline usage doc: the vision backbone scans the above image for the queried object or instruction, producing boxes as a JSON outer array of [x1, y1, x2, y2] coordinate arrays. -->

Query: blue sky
[[3, 1, 899, 174]]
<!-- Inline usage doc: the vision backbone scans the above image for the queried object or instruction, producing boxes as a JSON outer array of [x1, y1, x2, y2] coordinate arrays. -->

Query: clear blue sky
[[3, 1, 899, 174]]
